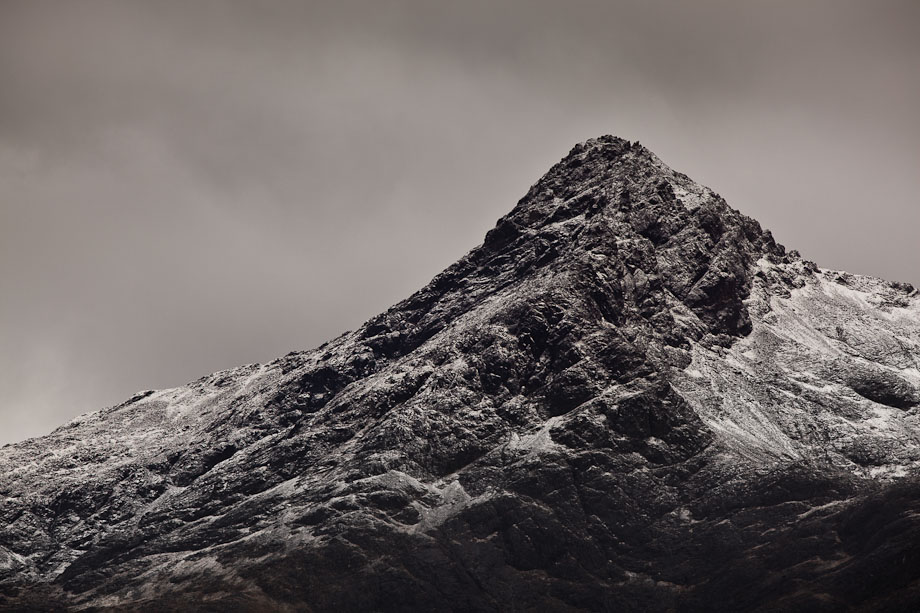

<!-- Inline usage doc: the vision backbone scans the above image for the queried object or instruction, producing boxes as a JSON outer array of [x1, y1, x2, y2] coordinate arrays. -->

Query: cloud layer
[[1, 0, 918, 445]]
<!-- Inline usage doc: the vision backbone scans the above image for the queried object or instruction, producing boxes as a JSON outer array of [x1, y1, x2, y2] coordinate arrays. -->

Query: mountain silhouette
[[3, 136, 920, 611]]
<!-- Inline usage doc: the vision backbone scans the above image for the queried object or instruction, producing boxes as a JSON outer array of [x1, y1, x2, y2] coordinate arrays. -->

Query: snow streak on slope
[[677, 259, 920, 470]]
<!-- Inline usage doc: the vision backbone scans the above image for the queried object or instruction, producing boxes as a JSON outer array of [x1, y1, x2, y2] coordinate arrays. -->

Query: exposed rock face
[[2, 136, 920, 611]]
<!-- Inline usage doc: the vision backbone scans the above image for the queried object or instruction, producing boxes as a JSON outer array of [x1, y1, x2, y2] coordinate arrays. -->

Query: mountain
[[2, 136, 920, 612]]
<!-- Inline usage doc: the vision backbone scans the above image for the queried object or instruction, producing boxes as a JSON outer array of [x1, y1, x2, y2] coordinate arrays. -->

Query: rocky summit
[[2, 136, 920, 612]]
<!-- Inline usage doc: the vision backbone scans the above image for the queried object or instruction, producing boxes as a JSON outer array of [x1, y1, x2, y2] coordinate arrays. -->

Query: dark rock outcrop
[[2, 136, 919, 611]]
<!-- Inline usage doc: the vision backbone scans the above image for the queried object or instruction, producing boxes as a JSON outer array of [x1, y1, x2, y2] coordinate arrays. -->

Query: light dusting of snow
[[675, 260, 920, 471]]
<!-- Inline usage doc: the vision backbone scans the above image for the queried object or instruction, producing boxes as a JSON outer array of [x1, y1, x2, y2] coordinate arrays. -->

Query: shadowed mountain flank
[[2, 136, 920, 612]]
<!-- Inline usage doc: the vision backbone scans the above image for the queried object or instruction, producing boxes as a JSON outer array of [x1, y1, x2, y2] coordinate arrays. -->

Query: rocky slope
[[2, 136, 920, 611]]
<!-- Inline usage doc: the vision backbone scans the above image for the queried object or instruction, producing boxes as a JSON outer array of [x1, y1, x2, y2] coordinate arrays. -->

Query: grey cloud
[[1, 0, 917, 445]]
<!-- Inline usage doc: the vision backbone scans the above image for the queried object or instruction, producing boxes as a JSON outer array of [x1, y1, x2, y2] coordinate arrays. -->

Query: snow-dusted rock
[[2, 136, 919, 611]]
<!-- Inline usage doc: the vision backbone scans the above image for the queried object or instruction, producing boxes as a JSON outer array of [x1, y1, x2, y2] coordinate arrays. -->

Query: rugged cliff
[[2, 136, 920, 611]]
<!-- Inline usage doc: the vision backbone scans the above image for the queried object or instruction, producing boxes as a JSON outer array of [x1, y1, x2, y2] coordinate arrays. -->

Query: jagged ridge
[[2, 136, 920, 612]]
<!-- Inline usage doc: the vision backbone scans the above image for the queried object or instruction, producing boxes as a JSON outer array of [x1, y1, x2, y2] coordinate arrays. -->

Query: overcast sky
[[1, 0, 918, 446]]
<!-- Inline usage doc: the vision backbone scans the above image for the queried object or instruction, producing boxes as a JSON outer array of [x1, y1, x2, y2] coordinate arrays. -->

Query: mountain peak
[[570, 133, 636, 154], [2, 138, 919, 612], [472, 136, 786, 338], [500, 135, 769, 242]]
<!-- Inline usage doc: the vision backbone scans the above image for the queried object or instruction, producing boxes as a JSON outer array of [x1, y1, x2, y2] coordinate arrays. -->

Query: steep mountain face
[[2, 136, 920, 612]]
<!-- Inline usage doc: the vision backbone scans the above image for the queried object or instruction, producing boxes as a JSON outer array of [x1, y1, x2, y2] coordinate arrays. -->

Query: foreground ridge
[[2, 136, 920, 611]]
